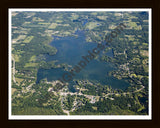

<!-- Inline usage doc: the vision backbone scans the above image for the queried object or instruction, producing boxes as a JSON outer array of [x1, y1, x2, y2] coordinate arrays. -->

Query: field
[[15, 78, 24, 84], [24, 63, 38, 68], [29, 55, 36, 62], [48, 23, 58, 29], [85, 22, 100, 30], [23, 36, 34, 43], [97, 16, 108, 20], [11, 88, 17, 95]]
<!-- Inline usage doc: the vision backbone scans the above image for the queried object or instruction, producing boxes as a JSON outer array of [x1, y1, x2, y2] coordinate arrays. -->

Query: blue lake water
[[37, 31, 130, 90], [45, 31, 96, 65]]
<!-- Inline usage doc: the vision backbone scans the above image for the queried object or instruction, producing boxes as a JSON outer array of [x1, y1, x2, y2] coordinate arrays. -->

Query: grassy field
[[13, 54, 21, 62], [24, 63, 38, 68], [32, 17, 44, 22], [71, 14, 79, 20], [15, 78, 24, 84], [38, 22, 50, 25], [29, 55, 36, 62], [12, 88, 17, 95], [12, 35, 26, 44], [23, 36, 34, 43], [140, 50, 149, 57], [97, 16, 107, 20], [63, 31, 71, 35], [85, 22, 100, 30], [128, 22, 142, 30], [56, 20, 63, 23], [18, 35, 26, 40], [48, 23, 58, 29], [91, 12, 97, 15]]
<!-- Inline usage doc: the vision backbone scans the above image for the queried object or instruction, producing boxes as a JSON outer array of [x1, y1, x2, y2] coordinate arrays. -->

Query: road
[[12, 56, 17, 84], [58, 84, 145, 114]]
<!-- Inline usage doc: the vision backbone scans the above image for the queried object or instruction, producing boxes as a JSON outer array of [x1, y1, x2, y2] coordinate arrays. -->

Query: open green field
[[48, 23, 58, 29], [29, 55, 36, 62], [15, 78, 24, 84], [97, 16, 108, 20], [23, 36, 34, 43], [85, 22, 100, 30], [24, 63, 38, 68]]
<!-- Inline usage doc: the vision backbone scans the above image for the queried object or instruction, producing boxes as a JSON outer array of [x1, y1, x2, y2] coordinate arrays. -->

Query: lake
[[37, 31, 130, 91]]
